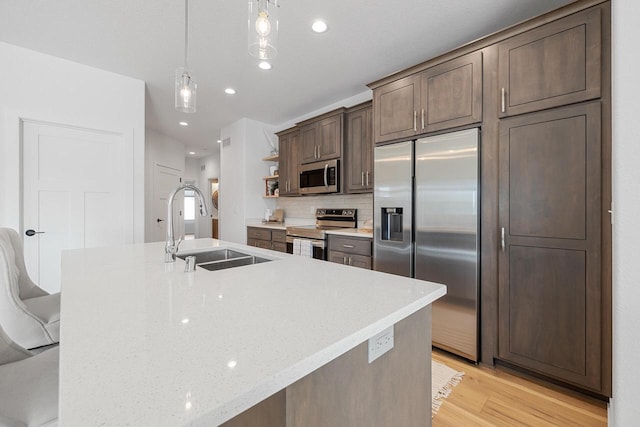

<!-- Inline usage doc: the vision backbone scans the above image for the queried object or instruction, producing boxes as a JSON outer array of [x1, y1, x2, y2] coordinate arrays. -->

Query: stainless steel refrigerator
[[374, 128, 479, 361]]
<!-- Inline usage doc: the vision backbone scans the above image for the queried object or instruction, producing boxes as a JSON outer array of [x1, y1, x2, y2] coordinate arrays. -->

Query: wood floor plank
[[432, 349, 607, 426]]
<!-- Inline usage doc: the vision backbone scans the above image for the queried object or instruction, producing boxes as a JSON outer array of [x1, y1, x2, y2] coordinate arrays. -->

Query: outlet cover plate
[[368, 325, 394, 363]]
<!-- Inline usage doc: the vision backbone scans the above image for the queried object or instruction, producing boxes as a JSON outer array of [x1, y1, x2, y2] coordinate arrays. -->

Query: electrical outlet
[[368, 325, 394, 363]]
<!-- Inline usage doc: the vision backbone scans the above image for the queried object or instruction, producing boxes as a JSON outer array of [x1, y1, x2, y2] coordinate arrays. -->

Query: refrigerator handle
[[501, 227, 505, 251]]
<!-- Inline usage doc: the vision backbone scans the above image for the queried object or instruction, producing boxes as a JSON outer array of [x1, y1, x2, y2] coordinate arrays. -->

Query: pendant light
[[175, 0, 196, 113], [248, 0, 279, 60]]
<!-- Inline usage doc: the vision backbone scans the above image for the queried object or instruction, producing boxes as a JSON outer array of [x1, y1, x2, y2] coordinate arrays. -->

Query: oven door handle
[[286, 236, 326, 248], [324, 163, 329, 188]]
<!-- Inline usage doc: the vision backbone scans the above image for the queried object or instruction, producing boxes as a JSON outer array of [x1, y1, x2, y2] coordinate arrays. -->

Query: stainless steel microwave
[[299, 159, 339, 194]]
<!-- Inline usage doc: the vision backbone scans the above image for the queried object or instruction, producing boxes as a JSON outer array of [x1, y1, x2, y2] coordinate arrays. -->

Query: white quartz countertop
[[325, 228, 374, 239], [59, 238, 445, 426], [246, 222, 287, 230]]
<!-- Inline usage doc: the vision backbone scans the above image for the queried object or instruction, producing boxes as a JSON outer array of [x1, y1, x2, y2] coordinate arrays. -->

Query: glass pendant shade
[[248, 0, 278, 60], [175, 68, 197, 113]]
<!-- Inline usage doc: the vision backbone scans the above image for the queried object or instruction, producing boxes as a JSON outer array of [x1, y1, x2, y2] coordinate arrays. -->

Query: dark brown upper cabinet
[[275, 127, 300, 196], [345, 102, 373, 193], [421, 51, 482, 133], [373, 51, 483, 143], [498, 7, 601, 118], [373, 74, 421, 144], [299, 109, 345, 164], [498, 102, 603, 392]]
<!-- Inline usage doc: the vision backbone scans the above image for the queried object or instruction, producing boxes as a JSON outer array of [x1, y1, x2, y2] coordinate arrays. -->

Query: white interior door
[[152, 164, 182, 242], [22, 121, 131, 293]]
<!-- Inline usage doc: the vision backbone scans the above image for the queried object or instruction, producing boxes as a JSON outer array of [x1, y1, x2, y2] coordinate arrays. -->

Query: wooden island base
[[223, 307, 432, 427]]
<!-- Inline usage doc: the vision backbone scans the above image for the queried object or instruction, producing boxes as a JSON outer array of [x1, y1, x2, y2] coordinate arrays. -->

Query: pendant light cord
[[184, 0, 189, 70]]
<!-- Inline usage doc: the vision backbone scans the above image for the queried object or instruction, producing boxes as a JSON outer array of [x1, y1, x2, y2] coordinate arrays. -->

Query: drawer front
[[328, 235, 372, 256], [272, 242, 287, 253], [247, 238, 271, 250], [247, 227, 272, 241], [271, 230, 286, 243]]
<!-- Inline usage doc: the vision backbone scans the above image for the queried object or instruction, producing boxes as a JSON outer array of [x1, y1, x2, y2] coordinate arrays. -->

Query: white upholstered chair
[[0, 323, 58, 427], [0, 228, 60, 349]]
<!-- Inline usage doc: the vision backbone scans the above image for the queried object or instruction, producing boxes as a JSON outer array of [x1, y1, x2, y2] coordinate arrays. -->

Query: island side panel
[[286, 306, 432, 427], [221, 390, 285, 427]]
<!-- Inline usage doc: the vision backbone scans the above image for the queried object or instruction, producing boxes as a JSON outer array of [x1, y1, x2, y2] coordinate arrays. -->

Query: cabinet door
[[278, 131, 299, 196], [498, 7, 601, 117], [328, 251, 349, 266], [421, 51, 482, 132], [317, 114, 342, 161], [498, 103, 602, 391], [300, 122, 319, 164], [373, 74, 420, 143], [345, 106, 373, 193], [289, 131, 300, 194]]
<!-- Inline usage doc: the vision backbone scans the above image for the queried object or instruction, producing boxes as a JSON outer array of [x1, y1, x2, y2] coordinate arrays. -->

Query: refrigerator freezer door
[[374, 141, 413, 278], [415, 128, 479, 361]]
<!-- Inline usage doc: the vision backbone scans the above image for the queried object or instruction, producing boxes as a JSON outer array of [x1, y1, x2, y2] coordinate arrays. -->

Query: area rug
[[432, 360, 465, 417]]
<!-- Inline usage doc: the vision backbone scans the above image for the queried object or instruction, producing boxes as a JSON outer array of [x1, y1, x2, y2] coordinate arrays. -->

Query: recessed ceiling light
[[224, 88, 236, 95], [312, 20, 328, 33], [217, 139, 222, 144], [189, 151, 195, 155], [179, 121, 188, 126], [258, 61, 272, 70]]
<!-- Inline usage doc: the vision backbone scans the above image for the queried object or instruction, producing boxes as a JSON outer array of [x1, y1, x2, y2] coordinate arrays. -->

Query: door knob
[[25, 229, 45, 236], [157, 218, 164, 223]]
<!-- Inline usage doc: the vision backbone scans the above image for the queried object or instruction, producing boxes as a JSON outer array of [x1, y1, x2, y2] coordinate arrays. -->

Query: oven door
[[299, 159, 339, 194], [286, 236, 326, 260]]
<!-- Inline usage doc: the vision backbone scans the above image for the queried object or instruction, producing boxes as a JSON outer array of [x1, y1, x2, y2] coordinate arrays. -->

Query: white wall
[[219, 118, 276, 244], [0, 42, 145, 241], [610, 1, 640, 424], [144, 128, 185, 242]]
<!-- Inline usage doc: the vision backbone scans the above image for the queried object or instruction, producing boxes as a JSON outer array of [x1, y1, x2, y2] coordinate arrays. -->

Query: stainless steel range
[[286, 209, 357, 260]]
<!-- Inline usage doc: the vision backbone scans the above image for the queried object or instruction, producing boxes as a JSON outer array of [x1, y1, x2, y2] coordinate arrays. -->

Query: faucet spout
[[165, 184, 210, 262]]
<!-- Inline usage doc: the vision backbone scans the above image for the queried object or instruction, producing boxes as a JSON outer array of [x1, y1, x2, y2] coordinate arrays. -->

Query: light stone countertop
[[245, 221, 287, 230], [325, 228, 374, 239], [59, 238, 445, 426]]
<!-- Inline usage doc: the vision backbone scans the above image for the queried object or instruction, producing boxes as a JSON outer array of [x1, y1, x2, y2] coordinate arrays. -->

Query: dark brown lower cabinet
[[498, 102, 604, 392]]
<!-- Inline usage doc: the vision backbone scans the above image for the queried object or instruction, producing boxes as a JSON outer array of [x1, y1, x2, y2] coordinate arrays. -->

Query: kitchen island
[[59, 239, 446, 426]]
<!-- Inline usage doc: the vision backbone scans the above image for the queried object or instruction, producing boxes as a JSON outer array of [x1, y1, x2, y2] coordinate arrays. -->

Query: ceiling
[[0, 0, 572, 158]]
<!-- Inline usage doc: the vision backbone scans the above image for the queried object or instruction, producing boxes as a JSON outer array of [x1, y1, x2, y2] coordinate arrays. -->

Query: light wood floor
[[432, 350, 608, 426]]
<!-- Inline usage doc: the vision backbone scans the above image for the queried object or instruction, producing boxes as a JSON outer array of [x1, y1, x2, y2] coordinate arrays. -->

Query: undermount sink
[[177, 248, 272, 271]]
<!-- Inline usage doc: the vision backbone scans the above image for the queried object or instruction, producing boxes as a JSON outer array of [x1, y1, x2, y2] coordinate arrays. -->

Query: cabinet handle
[[318, 145, 321, 159], [413, 111, 417, 131], [361, 171, 365, 186], [348, 257, 352, 266], [342, 244, 355, 249], [421, 108, 425, 130], [343, 256, 347, 264], [366, 171, 370, 187], [501, 227, 505, 251], [501, 88, 506, 113], [315, 146, 318, 159]]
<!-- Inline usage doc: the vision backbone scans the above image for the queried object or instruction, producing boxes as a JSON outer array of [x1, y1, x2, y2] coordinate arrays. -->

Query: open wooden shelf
[[262, 154, 279, 162], [263, 175, 279, 180]]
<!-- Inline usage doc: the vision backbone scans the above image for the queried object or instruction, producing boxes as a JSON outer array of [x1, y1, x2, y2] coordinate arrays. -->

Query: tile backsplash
[[276, 193, 373, 227]]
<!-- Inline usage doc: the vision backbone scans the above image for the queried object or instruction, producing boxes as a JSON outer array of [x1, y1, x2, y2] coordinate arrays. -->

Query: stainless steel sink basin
[[177, 248, 272, 271]]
